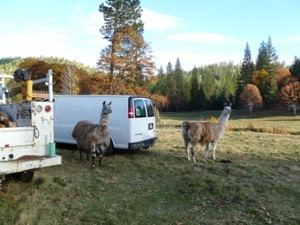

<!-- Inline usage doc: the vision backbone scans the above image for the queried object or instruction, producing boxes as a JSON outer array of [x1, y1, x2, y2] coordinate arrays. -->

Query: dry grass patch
[[1, 110, 300, 225]]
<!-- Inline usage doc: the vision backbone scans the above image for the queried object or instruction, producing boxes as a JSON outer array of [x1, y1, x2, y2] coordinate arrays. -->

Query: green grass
[[1, 110, 300, 225]]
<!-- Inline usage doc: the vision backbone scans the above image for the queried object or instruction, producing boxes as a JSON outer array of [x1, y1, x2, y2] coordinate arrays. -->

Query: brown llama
[[72, 101, 112, 168], [182, 104, 232, 162]]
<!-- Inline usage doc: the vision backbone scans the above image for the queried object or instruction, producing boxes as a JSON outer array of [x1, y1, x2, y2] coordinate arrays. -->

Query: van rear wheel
[[105, 140, 114, 156]]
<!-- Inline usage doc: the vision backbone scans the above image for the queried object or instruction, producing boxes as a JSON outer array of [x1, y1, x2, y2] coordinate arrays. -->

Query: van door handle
[[148, 123, 153, 130]]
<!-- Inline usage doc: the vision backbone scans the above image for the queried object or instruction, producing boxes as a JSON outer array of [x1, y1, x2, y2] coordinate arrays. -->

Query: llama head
[[223, 103, 232, 116], [102, 101, 112, 115]]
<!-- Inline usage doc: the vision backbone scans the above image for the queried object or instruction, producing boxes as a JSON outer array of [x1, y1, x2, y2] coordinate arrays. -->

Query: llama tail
[[182, 120, 190, 128], [182, 121, 191, 133]]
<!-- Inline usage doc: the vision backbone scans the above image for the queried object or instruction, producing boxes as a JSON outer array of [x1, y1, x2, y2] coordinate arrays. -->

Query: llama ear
[[229, 103, 232, 107], [108, 101, 112, 105], [103, 101, 106, 106]]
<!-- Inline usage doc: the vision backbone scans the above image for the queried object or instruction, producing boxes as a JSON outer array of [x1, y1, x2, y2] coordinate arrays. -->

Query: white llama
[[72, 101, 112, 168], [182, 104, 232, 162]]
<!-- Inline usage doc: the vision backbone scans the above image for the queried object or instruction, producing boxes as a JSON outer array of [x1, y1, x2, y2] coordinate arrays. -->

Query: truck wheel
[[105, 140, 115, 156], [21, 170, 34, 183]]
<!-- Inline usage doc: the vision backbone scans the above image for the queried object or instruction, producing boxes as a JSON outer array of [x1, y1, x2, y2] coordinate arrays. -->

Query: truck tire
[[21, 170, 34, 183]]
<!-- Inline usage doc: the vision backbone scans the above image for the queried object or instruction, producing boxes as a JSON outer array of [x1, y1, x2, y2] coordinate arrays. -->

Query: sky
[[1, 0, 299, 71]]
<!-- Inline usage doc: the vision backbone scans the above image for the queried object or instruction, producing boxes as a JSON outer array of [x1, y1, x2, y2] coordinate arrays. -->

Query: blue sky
[[1, 0, 299, 71]]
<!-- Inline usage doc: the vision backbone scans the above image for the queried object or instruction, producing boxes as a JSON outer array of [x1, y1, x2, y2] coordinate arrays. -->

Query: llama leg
[[211, 142, 218, 160], [91, 146, 97, 169], [98, 145, 106, 167], [99, 155, 103, 167], [86, 152, 89, 161], [91, 156, 95, 169], [79, 150, 83, 161], [205, 144, 210, 158], [191, 144, 196, 163], [186, 143, 191, 161]]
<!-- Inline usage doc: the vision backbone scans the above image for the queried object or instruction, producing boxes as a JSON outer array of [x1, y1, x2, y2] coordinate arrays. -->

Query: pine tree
[[256, 36, 279, 75], [201, 69, 217, 109], [174, 58, 184, 96], [290, 56, 300, 81], [171, 58, 189, 110], [256, 41, 270, 71], [240, 42, 254, 86], [166, 62, 175, 97], [154, 66, 168, 96], [190, 67, 200, 110]]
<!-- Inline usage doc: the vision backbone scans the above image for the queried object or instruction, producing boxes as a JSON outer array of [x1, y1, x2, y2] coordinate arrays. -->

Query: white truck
[[0, 70, 61, 185]]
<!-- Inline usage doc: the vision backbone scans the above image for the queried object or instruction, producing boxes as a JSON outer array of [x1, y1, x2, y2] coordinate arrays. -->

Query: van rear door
[[128, 97, 157, 149]]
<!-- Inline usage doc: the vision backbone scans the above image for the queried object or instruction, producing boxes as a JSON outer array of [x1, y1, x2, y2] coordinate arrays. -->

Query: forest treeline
[[1, 0, 300, 113]]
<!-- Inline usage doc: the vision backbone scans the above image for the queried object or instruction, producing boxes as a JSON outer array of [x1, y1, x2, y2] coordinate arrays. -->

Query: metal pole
[[48, 69, 53, 102], [26, 80, 33, 101]]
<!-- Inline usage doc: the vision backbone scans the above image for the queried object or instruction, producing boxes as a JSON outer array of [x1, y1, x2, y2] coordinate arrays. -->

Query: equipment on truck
[[0, 69, 61, 187]]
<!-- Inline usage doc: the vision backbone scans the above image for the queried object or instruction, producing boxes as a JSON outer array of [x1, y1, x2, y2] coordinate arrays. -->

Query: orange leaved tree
[[240, 84, 263, 114], [278, 81, 300, 115]]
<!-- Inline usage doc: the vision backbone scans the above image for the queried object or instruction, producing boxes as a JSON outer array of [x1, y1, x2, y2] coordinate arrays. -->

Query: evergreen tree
[[174, 58, 184, 96], [201, 69, 217, 109], [173, 58, 189, 110], [256, 36, 279, 75], [265, 76, 278, 106], [190, 67, 200, 110], [256, 41, 269, 71], [153, 66, 168, 96], [166, 62, 175, 97], [240, 42, 254, 86], [290, 56, 300, 81]]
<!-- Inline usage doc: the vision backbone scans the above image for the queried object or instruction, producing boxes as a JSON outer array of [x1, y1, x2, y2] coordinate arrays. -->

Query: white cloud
[[72, 11, 103, 36], [167, 32, 237, 44], [0, 31, 68, 57], [142, 9, 185, 30]]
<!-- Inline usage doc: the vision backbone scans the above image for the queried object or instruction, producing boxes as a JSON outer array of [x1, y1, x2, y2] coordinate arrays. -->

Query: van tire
[[105, 140, 114, 156]]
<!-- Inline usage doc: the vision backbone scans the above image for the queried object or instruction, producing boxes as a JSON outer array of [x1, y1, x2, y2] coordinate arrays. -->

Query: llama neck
[[99, 113, 109, 128], [218, 113, 230, 127]]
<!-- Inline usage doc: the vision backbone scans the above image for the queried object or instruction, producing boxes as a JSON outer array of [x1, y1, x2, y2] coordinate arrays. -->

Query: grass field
[[1, 109, 300, 225]]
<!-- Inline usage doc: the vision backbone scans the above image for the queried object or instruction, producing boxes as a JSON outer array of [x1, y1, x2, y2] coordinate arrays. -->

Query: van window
[[134, 100, 146, 118], [145, 99, 154, 117]]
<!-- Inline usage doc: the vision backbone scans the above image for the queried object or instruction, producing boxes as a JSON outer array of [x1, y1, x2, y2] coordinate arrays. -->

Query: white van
[[53, 95, 157, 154]]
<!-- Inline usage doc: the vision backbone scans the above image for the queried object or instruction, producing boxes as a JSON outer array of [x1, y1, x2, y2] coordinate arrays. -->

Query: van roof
[[54, 95, 145, 99]]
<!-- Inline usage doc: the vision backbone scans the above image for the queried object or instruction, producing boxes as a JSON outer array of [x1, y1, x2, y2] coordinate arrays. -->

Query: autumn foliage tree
[[239, 84, 263, 114], [98, 0, 155, 95], [60, 64, 80, 94], [149, 94, 169, 111], [273, 67, 292, 89], [278, 81, 300, 115]]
